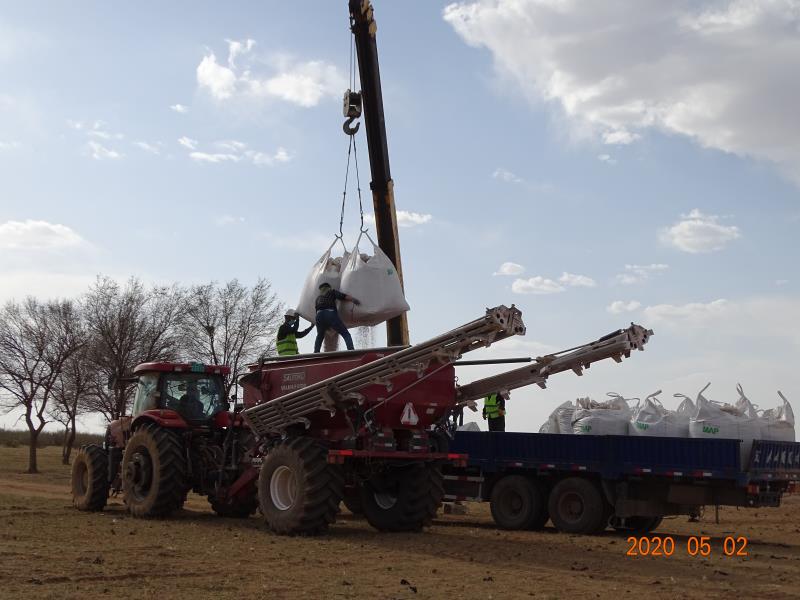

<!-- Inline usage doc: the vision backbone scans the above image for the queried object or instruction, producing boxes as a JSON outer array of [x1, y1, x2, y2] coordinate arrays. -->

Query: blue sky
[[1, 0, 798, 432]]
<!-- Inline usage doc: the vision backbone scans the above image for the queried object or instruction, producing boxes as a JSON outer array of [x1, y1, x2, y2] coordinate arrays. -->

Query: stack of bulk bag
[[629, 391, 692, 437], [572, 393, 632, 436], [759, 391, 795, 442], [689, 383, 761, 464], [538, 401, 575, 434], [338, 232, 410, 327], [297, 239, 349, 322]]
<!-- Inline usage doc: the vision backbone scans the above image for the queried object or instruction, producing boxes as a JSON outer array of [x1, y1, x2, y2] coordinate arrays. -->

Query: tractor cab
[[131, 362, 231, 424]]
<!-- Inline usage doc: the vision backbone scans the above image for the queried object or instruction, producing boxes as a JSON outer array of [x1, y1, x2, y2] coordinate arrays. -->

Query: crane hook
[[343, 116, 361, 136]]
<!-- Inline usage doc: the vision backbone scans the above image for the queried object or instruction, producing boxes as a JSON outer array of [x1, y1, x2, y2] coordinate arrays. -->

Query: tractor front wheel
[[71, 444, 109, 511], [122, 423, 188, 518], [257, 437, 343, 535], [360, 463, 444, 532]]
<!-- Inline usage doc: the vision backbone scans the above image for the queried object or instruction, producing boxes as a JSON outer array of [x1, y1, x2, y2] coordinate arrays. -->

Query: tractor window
[[132, 374, 159, 416], [162, 373, 225, 421]]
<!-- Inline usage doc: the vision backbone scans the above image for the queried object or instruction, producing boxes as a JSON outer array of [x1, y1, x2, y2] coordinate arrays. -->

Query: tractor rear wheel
[[71, 444, 109, 511], [360, 463, 444, 532], [122, 423, 188, 518], [258, 437, 343, 535]]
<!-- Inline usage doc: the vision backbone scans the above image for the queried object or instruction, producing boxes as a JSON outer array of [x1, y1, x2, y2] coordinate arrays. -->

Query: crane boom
[[348, 0, 409, 347]]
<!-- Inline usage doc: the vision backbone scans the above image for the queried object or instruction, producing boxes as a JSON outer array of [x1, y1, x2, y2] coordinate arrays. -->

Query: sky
[[1, 0, 798, 434]]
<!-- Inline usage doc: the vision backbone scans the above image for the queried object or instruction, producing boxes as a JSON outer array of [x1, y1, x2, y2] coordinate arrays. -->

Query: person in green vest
[[276, 309, 314, 356], [483, 391, 508, 432]]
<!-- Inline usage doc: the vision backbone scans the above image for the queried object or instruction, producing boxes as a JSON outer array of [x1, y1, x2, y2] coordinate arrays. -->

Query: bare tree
[[48, 346, 92, 465], [180, 278, 282, 397], [0, 298, 85, 473], [83, 276, 184, 420]]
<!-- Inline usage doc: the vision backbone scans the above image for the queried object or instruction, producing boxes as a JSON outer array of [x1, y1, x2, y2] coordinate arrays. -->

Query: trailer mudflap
[[327, 449, 467, 466]]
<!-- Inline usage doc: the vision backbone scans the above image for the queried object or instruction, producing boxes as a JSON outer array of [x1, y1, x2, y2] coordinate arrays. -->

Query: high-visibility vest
[[484, 393, 503, 419], [277, 333, 298, 356]]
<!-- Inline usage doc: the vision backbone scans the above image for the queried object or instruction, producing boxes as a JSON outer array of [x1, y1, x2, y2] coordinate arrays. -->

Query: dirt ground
[[2, 447, 800, 599]]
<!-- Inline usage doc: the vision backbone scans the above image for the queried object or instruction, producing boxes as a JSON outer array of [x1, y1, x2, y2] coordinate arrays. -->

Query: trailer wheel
[[122, 423, 188, 518], [258, 437, 343, 535], [360, 463, 444, 532], [489, 475, 544, 530], [612, 516, 663, 534], [72, 444, 109, 511], [548, 477, 606, 535]]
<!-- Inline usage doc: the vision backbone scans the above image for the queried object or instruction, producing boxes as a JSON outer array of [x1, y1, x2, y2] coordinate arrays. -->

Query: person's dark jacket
[[315, 288, 348, 312]]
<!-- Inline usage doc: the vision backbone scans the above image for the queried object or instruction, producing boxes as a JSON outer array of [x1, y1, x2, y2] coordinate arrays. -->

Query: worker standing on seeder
[[276, 309, 315, 356], [483, 391, 509, 432], [314, 282, 360, 352]]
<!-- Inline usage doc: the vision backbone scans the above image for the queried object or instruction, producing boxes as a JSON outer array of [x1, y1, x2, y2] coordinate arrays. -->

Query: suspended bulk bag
[[296, 239, 349, 322], [572, 394, 631, 436], [539, 401, 575, 434], [760, 391, 796, 442], [689, 383, 761, 464], [338, 232, 410, 327]]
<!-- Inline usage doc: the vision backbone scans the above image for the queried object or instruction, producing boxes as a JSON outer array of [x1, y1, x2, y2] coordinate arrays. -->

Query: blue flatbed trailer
[[442, 431, 800, 534]]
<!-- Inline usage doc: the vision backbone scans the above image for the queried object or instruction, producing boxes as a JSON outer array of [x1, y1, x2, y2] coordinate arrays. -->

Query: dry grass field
[[2, 446, 800, 599]]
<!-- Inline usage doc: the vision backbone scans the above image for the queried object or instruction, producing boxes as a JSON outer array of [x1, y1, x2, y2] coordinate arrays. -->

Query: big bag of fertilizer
[[338, 232, 410, 327], [760, 391, 796, 442], [539, 401, 575, 434], [689, 383, 761, 464], [572, 393, 632, 436], [629, 391, 692, 438], [296, 239, 349, 322]]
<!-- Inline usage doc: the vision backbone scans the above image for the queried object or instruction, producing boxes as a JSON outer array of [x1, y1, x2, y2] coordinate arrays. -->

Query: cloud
[[607, 300, 642, 314], [0, 220, 85, 250], [512, 276, 564, 295], [597, 153, 616, 165], [493, 262, 525, 276], [615, 263, 669, 285], [492, 167, 523, 183], [644, 299, 729, 324], [364, 210, 433, 228], [189, 152, 240, 164], [178, 136, 198, 150], [216, 215, 245, 226], [196, 40, 345, 108], [558, 272, 596, 288], [134, 141, 161, 154], [443, 1, 800, 184], [186, 141, 292, 167], [0, 141, 20, 151], [170, 104, 189, 114], [512, 271, 596, 294], [659, 209, 740, 253], [87, 140, 122, 160]]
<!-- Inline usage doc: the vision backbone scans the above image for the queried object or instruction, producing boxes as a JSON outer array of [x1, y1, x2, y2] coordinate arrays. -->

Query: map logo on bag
[[703, 425, 720, 435]]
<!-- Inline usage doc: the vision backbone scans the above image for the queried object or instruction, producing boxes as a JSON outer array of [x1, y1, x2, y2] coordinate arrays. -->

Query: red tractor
[[71, 362, 258, 518]]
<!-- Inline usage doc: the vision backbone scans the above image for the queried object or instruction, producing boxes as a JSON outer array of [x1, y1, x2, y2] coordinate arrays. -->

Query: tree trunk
[[64, 415, 77, 465], [27, 430, 39, 474]]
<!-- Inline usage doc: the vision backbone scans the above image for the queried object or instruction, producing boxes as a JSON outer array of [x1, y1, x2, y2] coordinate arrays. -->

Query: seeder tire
[[72, 444, 109, 511], [360, 463, 444, 532], [122, 423, 188, 518], [258, 437, 343, 535]]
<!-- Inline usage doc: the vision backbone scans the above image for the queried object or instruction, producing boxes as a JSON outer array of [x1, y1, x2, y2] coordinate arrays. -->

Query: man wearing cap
[[276, 309, 315, 356], [314, 282, 360, 352]]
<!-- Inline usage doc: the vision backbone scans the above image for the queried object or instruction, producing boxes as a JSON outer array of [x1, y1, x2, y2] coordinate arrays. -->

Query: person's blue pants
[[314, 309, 354, 352]]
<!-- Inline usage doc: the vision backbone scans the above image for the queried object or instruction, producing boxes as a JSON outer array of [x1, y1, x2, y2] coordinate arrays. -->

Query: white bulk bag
[[689, 383, 761, 464], [539, 401, 575, 434], [760, 391, 796, 442], [296, 239, 349, 322], [629, 391, 691, 438], [572, 393, 631, 436], [338, 232, 410, 327]]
